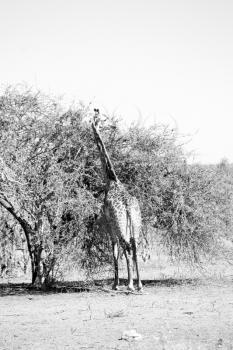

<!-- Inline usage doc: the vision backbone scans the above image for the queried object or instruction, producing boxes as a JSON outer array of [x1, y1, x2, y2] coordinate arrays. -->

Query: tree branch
[[0, 195, 34, 259]]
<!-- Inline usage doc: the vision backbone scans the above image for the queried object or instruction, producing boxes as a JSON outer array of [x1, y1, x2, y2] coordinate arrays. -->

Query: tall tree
[[0, 87, 97, 285]]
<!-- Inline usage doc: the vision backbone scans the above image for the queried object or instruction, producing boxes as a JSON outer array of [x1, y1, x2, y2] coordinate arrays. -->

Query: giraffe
[[91, 109, 142, 291]]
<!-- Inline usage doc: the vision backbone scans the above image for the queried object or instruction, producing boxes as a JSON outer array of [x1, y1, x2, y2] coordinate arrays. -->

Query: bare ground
[[0, 277, 233, 350]]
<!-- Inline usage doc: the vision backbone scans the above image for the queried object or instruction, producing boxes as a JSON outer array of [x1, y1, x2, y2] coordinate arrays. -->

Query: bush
[[1, 86, 233, 280]]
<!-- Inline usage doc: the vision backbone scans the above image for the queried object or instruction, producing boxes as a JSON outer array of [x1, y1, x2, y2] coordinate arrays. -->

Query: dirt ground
[[0, 277, 233, 350]]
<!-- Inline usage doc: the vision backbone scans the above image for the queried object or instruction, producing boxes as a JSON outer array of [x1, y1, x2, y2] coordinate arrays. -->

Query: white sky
[[1, 0, 233, 163]]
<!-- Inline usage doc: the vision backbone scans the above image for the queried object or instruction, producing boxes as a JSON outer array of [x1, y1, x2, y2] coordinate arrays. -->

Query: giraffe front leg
[[112, 242, 120, 290]]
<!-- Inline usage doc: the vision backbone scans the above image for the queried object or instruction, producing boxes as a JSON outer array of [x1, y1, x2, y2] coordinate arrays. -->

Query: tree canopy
[[0, 86, 233, 285]]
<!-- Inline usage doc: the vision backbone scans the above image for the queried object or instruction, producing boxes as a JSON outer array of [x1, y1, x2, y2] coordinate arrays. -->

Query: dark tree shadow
[[95, 277, 200, 288], [0, 277, 201, 297]]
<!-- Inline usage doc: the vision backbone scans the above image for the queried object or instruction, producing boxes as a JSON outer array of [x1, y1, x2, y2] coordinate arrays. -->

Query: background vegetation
[[0, 86, 233, 286]]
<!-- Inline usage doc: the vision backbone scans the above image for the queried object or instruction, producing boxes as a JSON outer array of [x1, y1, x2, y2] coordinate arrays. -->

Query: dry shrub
[[80, 213, 113, 275], [154, 164, 230, 264]]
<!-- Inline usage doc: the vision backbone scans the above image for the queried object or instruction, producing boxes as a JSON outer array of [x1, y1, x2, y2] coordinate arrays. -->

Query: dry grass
[[1, 277, 233, 349], [1, 256, 233, 349]]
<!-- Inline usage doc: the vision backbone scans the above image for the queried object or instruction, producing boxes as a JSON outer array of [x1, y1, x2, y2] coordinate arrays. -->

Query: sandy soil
[[0, 278, 233, 350]]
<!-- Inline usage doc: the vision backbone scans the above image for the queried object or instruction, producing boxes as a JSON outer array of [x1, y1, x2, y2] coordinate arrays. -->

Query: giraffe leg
[[124, 249, 134, 291], [132, 240, 143, 291], [112, 242, 120, 290]]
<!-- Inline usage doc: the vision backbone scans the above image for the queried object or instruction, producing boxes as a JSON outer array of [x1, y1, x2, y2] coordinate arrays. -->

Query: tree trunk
[[31, 246, 57, 288], [0, 196, 56, 288], [43, 255, 56, 286], [31, 244, 43, 286]]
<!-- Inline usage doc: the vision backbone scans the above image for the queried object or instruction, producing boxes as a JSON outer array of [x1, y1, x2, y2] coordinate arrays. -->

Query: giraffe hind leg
[[124, 249, 135, 291], [112, 242, 120, 290], [131, 238, 143, 291]]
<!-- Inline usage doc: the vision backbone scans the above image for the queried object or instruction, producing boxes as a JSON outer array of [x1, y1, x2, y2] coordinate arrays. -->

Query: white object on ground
[[121, 329, 143, 341]]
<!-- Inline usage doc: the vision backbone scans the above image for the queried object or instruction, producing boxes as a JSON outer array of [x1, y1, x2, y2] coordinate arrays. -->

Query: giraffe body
[[104, 181, 141, 244], [92, 111, 142, 291]]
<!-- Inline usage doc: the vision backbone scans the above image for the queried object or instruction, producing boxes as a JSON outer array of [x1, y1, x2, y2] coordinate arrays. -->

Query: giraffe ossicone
[[91, 110, 142, 291]]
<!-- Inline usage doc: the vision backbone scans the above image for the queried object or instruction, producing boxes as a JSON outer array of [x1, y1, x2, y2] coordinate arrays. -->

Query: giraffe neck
[[92, 122, 118, 184]]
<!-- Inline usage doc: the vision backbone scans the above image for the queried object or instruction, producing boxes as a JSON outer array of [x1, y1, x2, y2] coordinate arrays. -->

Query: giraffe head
[[92, 108, 101, 132], [92, 108, 109, 131]]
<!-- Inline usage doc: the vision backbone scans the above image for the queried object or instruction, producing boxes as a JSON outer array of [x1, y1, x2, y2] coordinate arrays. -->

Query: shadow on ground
[[0, 277, 201, 297]]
